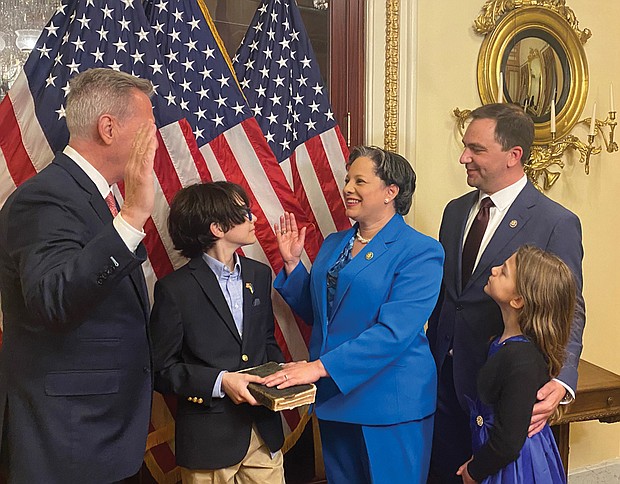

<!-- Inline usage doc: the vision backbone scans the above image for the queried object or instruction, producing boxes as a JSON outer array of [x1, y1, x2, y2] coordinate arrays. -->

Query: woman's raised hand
[[274, 212, 306, 275]]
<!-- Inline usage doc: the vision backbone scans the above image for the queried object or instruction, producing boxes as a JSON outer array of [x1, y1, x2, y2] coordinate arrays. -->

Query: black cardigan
[[468, 340, 550, 481]]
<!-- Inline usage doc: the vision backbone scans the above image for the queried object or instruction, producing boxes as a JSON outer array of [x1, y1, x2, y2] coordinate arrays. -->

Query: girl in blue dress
[[457, 245, 576, 484]]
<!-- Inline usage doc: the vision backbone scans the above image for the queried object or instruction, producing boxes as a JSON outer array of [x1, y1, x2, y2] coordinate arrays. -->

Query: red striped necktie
[[105, 192, 118, 217]]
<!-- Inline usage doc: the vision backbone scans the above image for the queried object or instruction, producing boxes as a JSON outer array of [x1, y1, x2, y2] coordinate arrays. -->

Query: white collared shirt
[[462, 175, 528, 271], [63, 146, 145, 252]]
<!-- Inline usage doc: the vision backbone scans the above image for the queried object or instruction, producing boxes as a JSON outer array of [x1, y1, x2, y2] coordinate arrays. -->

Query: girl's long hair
[[515, 245, 576, 378]]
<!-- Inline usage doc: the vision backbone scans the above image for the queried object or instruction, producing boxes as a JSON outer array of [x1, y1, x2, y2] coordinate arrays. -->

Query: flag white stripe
[[10, 72, 54, 171], [199, 143, 226, 181], [159, 122, 202, 187], [223, 124, 288, 228], [293, 144, 337, 237], [0, 150, 16, 208], [321, 127, 348, 203]]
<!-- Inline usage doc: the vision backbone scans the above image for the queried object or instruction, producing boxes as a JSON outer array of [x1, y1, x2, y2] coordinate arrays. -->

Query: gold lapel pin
[[365, 252, 374, 260], [245, 282, 254, 294], [509, 219, 518, 228]]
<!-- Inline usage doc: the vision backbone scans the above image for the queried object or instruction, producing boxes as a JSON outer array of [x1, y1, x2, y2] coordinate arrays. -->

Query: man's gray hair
[[66, 68, 154, 139]]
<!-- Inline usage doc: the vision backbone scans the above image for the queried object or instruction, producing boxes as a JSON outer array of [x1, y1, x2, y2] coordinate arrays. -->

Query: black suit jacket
[[427, 182, 585, 409], [150, 255, 285, 470], [0, 153, 152, 482]]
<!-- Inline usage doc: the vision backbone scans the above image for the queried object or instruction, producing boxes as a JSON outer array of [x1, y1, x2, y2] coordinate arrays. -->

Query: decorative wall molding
[[384, 0, 400, 151]]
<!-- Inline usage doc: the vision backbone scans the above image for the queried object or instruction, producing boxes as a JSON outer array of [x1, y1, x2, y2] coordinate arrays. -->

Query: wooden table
[[551, 359, 620, 472]]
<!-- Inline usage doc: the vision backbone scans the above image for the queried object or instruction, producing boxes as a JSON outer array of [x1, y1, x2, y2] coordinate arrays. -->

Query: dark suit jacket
[[427, 182, 585, 409], [150, 255, 284, 470], [0, 153, 152, 483]]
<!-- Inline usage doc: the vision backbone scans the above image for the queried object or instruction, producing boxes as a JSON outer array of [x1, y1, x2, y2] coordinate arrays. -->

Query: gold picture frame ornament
[[476, 4, 589, 143]]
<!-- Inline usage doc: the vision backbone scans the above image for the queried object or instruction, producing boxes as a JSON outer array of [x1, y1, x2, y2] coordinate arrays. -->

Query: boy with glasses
[[150, 181, 285, 483]]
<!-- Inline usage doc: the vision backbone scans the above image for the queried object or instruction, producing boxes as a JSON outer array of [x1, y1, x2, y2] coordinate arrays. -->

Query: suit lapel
[[130, 246, 150, 319], [53, 154, 114, 224], [189, 257, 242, 344], [329, 215, 403, 318], [240, 258, 256, 352]]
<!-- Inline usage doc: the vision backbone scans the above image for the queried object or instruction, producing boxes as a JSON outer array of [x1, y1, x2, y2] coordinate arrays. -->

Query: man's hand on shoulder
[[529, 379, 566, 437]]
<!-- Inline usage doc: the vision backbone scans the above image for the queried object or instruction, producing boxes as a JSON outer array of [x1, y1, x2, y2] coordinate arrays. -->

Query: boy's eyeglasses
[[243, 207, 253, 221]]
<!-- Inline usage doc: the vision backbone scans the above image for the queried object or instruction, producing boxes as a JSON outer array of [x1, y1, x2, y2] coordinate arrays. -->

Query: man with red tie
[[0, 68, 157, 482], [427, 103, 585, 483]]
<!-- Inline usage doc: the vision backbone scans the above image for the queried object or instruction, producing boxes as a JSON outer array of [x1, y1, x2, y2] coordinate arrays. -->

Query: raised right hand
[[274, 212, 306, 275], [120, 122, 158, 230]]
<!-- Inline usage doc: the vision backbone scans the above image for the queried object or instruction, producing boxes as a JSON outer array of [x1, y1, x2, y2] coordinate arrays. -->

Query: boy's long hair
[[515, 245, 576, 378]]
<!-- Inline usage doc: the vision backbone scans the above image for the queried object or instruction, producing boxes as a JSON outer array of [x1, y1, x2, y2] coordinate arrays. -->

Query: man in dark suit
[[427, 103, 585, 483], [150, 182, 285, 483], [0, 68, 158, 482]]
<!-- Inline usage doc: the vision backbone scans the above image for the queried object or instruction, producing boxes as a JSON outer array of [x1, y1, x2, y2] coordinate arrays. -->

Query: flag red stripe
[[142, 217, 175, 279], [273, 322, 292, 362], [289, 151, 325, 250], [150, 442, 178, 473], [179, 118, 213, 183], [0, 99, 37, 186], [305, 135, 350, 231], [153, 132, 184, 205], [240, 119, 321, 261]]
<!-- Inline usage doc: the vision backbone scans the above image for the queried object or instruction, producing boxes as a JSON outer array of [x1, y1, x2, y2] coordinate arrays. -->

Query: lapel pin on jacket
[[509, 219, 518, 228], [245, 282, 254, 294], [365, 252, 374, 260]]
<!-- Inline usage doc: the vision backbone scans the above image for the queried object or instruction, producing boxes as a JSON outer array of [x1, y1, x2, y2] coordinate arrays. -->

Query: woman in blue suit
[[264, 146, 444, 483]]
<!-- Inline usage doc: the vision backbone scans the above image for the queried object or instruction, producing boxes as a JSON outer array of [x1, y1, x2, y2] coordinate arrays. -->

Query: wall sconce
[[455, 0, 617, 191]]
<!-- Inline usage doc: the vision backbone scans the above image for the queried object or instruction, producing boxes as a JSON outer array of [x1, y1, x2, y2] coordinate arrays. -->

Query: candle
[[589, 103, 597, 136], [611, 84, 615, 112], [550, 99, 556, 133], [498, 72, 504, 103]]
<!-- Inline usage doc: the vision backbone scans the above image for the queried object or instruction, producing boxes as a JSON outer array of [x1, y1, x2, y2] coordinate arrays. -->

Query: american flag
[[233, 0, 351, 241], [0, 0, 201, 283], [142, 0, 322, 480]]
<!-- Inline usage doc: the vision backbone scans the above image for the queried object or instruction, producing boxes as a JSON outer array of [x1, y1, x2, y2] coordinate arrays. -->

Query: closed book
[[241, 361, 316, 411]]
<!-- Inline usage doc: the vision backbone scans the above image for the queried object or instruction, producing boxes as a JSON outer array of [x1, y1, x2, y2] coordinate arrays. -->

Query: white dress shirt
[[63, 146, 145, 252]]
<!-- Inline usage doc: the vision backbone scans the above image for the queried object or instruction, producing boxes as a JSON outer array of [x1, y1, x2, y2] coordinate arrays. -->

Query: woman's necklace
[[355, 229, 372, 244]]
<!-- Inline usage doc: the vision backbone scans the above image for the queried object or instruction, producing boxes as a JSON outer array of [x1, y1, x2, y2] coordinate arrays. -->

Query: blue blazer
[[427, 182, 585, 409], [0, 154, 152, 482], [275, 214, 444, 425]]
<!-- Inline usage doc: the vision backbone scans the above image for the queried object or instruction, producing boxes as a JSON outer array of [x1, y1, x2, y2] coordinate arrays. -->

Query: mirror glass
[[476, 5, 589, 143], [504, 38, 565, 120]]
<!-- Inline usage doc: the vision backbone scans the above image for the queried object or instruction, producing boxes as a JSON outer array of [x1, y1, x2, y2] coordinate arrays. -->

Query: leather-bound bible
[[241, 361, 316, 411]]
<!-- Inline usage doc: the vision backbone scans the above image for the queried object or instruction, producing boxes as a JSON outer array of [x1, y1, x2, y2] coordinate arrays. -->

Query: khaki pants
[[180, 427, 285, 484]]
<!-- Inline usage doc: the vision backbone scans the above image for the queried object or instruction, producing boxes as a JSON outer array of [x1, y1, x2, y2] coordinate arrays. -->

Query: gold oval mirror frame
[[477, 6, 589, 143]]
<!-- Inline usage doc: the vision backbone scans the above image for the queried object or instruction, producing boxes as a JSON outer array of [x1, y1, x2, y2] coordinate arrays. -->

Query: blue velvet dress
[[468, 336, 566, 483]]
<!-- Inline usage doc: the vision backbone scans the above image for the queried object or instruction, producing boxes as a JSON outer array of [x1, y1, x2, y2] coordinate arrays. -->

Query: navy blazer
[[0, 153, 152, 482], [275, 214, 444, 425], [150, 256, 284, 470], [427, 182, 585, 409]]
